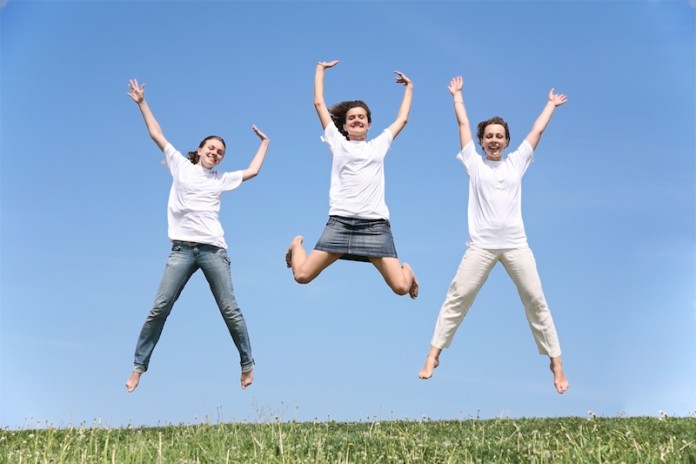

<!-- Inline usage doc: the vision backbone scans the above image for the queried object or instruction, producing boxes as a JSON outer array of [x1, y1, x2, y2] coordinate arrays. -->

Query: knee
[[293, 270, 314, 285], [145, 309, 168, 324], [222, 308, 244, 324], [391, 282, 410, 296], [148, 301, 172, 320], [219, 301, 242, 318]]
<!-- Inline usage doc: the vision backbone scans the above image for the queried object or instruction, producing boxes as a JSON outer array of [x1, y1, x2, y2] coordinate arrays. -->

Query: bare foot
[[125, 371, 141, 392], [403, 263, 419, 299], [409, 275, 419, 299], [285, 236, 304, 268], [241, 370, 254, 390], [418, 346, 442, 379], [550, 357, 569, 394]]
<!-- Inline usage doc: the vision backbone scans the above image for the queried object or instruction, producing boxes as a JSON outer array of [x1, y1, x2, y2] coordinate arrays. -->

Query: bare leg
[[125, 371, 141, 392], [286, 235, 341, 284], [370, 257, 419, 299], [241, 369, 254, 390], [550, 356, 569, 394], [418, 345, 442, 379]]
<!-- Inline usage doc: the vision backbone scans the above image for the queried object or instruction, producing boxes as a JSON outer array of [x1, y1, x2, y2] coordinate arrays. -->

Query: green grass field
[[2, 416, 694, 463]]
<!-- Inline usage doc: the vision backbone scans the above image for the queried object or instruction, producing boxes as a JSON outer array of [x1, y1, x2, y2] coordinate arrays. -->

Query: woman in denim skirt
[[285, 60, 418, 300], [124, 79, 270, 393]]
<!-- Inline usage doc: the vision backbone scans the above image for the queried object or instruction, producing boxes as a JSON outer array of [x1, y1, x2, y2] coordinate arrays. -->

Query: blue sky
[[1, 0, 694, 429]]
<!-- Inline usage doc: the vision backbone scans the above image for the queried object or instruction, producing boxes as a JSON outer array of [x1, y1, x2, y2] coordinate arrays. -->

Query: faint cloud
[[0, 0, 7, 9], [691, 0, 696, 8]]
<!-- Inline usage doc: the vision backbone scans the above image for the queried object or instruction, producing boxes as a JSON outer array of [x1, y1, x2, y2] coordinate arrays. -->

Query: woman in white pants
[[418, 76, 569, 394]]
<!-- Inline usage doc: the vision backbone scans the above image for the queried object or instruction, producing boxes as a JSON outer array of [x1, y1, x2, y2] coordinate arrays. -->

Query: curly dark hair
[[187, 135, 226, 164], [476, 116, 510, 149], [329, 100, 372, 140]]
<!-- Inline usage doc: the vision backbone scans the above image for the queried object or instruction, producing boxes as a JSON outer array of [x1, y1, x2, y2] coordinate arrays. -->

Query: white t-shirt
[[321, 123, 393, 220], [457, 139, 534, 249], [162, 143, 243, 249]]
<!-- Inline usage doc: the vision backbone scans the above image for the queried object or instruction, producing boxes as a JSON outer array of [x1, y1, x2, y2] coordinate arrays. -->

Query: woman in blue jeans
[[125, 79, 270, 392]]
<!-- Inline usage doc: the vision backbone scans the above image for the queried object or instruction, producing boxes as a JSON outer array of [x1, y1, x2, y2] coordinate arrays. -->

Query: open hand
[[549, 88, 568, 107], [318, 60, 339, 70], [448, 76, 463, 96], [394, 71, 412, 87], [127, 79, 145, 104], [251, 124, 268, 141]]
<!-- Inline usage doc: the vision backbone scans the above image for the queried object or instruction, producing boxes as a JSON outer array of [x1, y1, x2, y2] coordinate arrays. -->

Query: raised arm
[[449, 76, 472, 150], [387, 71, 413, 139], [127, 79, 168, 151], [314, 60, 339, 129], [241, 125, 270, 181], [525, 88, 568, 150]]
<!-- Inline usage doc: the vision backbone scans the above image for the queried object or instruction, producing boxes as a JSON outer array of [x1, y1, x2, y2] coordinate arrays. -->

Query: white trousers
[[431, 246, 561, 358]]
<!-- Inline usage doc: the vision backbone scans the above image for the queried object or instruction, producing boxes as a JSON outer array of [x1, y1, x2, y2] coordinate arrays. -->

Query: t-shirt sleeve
[[161, 143, 189, 175], [373, 128, 394, 155], [455, 140, 477, 174], [506, 140, 534, 174], [320, 123, 342, 150], [219, 170, 244, 192]]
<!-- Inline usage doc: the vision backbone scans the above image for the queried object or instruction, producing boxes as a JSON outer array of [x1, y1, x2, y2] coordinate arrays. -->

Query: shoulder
[[162, 142, 190, 169], [456, 140, 478, 164], [375, 128, 394, 143], [321, 123, 344, 145], [507, 140, 533, 161]]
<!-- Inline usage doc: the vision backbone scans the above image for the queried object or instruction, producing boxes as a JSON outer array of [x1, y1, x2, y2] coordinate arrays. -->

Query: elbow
[[244, 169, 259, 181]]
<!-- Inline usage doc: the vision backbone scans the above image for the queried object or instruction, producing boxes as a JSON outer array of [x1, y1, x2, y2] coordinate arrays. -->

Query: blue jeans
[[132, 242, 254, 374]]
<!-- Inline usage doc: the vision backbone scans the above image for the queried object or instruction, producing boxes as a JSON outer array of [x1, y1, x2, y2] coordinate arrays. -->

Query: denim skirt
[[314, 216, 398, 262]]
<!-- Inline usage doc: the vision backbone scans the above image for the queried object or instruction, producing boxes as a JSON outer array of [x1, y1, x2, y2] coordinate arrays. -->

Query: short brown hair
[[476, 116, 510, 149]]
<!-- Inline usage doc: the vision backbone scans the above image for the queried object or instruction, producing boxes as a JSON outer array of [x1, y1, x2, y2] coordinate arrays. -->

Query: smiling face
[[343, 107, 371, 141], [480, 124, 509, 161], [196, 137, 226, 169]]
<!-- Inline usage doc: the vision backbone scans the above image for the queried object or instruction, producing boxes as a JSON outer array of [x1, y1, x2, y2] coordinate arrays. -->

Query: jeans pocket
[[367, 220, 390, 234], [217, 249, 231, 266]]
